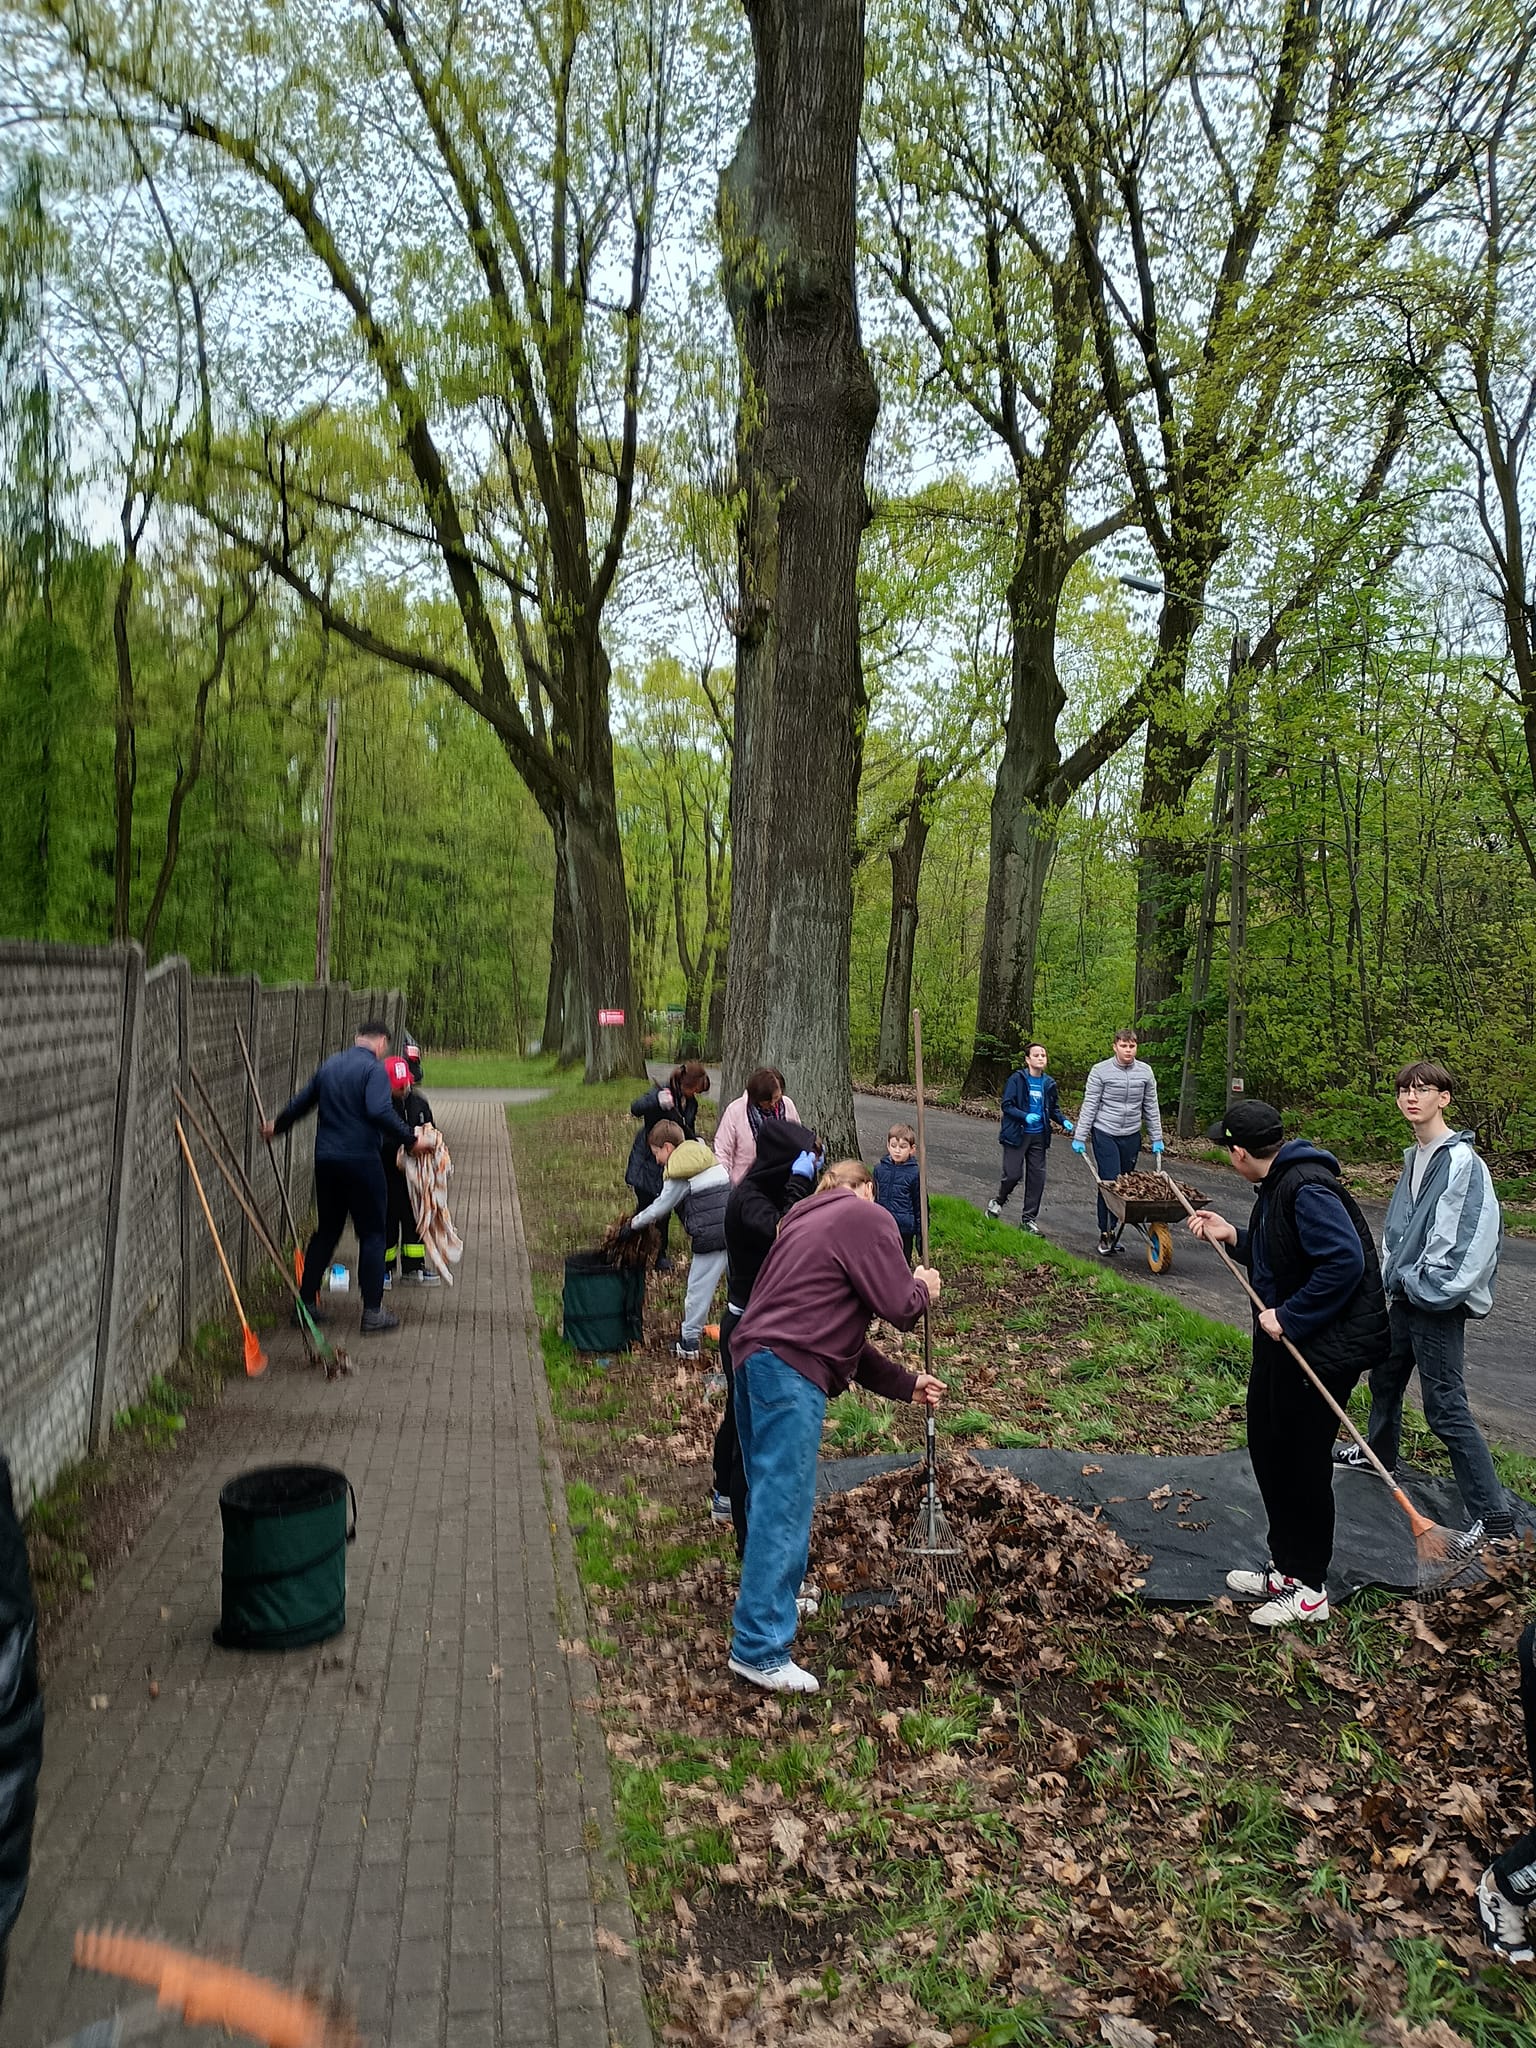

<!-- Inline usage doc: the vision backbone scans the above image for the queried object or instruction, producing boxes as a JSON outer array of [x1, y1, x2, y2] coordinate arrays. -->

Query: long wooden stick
[[175, 1117, 252, 1330], [190, 1064, 274, 1251], [1156, 1169, 1440, 1541], [174, 1088, 302, 1304], [911, 1010, 938, 1511], [236, 1023, 302, 1258]]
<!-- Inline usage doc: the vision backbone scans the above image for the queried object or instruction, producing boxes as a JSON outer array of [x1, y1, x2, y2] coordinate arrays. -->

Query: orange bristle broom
[[175, 1119, 268, 1377], [73, 1927, 359, 2047]]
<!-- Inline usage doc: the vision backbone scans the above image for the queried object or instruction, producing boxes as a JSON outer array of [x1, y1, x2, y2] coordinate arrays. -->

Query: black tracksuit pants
[[1246, 1331, 1360, 1591], [384, 1163, 424, 1275], [997, 1134, 1049, 1220], [302, 1156, 389, 1311], [1493, 1624, 1536, 1899]]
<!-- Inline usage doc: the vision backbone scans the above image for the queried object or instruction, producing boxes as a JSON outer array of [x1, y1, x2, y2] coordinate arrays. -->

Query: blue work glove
[[1061, 1117, 1074, 1134], [1025, 1111, 1042, 1128], [791, 1149, 820, 1180], [1071, 1138, 1087, 1156], [1152, 1141, 1165, 1158]]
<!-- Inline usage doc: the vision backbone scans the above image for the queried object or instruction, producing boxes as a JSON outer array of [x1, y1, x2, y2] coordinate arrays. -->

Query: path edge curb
[[506, 1138, 653, 2048]]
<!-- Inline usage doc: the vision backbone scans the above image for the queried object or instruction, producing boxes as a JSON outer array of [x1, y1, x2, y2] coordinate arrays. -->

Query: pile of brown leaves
[[813, 1459, 1149, 1679], [601, 1214, 660, 1269], [1109, 1172, 1204, 1205]]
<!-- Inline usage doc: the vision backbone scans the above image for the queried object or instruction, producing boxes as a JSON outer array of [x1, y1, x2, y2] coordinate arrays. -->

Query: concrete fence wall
[[0, 945, 406, 1509]]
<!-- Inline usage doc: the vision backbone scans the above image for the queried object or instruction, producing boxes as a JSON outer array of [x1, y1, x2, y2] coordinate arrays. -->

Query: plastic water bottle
[[327, 1263, 350, 1294]]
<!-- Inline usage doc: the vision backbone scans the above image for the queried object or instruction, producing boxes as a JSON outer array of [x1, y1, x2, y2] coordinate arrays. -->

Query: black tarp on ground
[[815, 1449, 1535, 1602]]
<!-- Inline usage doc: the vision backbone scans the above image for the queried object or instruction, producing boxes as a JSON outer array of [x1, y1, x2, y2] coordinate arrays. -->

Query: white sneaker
[[1453, 1519, 1488, 1559], [1332, 1440, 1370, 1468], [1226, 1566, 1292, 1600], [796, 1579, 820, 1619], [1478, 1867, 1535, 1963], [728, 1656, 820, 1694], [1250, 1582, 1330, 1628], [985, 1199, 1003, 1219]]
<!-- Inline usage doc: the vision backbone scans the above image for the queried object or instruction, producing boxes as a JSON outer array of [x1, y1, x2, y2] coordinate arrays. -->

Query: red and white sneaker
[[1225, 1566, 1292, 1600], [1250, 1581, 1330, 1628]]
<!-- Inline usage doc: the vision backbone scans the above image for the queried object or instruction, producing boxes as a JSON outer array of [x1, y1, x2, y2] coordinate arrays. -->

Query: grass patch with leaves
[[508, 1076, 1536, 2048]]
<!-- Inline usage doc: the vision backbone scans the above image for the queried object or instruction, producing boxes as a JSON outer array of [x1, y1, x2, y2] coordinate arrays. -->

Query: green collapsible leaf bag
[[214, 1465, 356, 1650], [562, 1252, 645, 1353]]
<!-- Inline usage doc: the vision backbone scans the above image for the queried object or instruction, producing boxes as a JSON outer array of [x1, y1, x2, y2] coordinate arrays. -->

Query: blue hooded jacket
[[1000, 1068, 1068, 1148]]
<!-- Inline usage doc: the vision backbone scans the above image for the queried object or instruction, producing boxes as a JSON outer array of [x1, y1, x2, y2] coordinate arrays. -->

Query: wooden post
[[90, 945, 145, 1451], [1177, 741, 1230, 1138], [174, 958, 193, 1348], [315, 697, 340, 983], [1225, 631, 1252, 1101]]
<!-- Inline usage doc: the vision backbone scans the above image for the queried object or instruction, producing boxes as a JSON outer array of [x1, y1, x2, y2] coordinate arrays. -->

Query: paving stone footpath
[[6, 1098, 647, 2048]]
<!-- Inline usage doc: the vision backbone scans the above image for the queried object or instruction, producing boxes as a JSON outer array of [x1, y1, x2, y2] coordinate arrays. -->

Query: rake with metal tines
[[1159, 1168, 1483, 1592], [895, 1010, 978, 1606]]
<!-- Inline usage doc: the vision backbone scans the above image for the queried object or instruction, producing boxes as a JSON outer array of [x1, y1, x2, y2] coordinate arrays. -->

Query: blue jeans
[[1090, 1129, 1140, 1235], [730, 1349, 826, 1670], [1367, 1299, 1510, 1525]]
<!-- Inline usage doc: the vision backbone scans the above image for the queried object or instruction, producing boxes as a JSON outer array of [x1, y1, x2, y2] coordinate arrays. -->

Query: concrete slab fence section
[[0, 942, 408, 1510]]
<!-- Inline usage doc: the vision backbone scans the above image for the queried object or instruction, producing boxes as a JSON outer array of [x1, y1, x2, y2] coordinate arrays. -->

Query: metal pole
[[315, 697, 339, 983], [1224, 631, 1251, 1100]]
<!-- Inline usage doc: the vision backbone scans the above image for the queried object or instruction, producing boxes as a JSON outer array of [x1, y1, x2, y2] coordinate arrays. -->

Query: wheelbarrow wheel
[[1145, 1222, 1174, 1273]]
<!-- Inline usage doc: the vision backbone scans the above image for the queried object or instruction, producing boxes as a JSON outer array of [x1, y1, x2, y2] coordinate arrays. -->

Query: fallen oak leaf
[[770, 1813, 808, 1865], [1099, 2017, 1158, 2048]]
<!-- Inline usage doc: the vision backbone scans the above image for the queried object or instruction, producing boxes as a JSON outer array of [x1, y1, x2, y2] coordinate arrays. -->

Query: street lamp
[[1118, 575, 1251, 1126]]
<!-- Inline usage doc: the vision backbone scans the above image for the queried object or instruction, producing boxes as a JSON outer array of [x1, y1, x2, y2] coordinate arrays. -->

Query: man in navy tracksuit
[[266, 1021, 430, 1334], [988, 1041, 1073, 1232]]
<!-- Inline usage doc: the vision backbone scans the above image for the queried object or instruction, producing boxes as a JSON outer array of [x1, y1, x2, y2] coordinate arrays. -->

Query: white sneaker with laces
[[1452, 1519, 1488, 1559], [1332, 1440, 1370, 1468], [1250, 1582, 1330, 1628], [728, 1656, 820, 1694], [1478, 1867, 1535, 1963], [1225, 1566, 1292, 1600], [985, 1199, 1003, 1219]]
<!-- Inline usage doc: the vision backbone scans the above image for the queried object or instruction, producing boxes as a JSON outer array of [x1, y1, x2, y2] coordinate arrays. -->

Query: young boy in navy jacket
[[988, 1042, 1072, 1232], [874, 1124, 922, 1262]]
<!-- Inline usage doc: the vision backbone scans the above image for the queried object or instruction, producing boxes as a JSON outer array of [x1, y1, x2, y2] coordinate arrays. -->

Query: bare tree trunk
[[965, 579, 1067, 1096], [719, 0, 878, 1159], [875, 761, 935, 1085], [543, 832, 574, 1056]]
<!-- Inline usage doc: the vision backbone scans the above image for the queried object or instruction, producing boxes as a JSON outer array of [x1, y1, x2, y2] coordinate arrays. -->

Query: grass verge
[[508, 1078, 1536, 2048]]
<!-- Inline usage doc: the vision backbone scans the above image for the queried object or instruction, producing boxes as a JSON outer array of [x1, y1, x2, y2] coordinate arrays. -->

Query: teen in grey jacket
[[1380, 1131, 1500, 1316], [1077, 1058, 1164, 1145]]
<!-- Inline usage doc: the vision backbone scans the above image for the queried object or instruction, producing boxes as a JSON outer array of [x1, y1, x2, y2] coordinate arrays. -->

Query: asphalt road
[[853, 1093, 1536, 1456], [644, 1066, 1532, 1452]]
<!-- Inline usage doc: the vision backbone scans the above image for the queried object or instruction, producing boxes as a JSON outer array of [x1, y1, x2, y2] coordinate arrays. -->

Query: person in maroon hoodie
[[727, 1160, 944, 1694]]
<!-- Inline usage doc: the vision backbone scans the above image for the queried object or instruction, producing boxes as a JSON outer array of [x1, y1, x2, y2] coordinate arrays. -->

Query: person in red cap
[[382, 1055, 438, 1287]]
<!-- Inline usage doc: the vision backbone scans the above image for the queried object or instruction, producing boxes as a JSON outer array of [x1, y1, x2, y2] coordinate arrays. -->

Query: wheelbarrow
[[1079, 1159, 1203, 1273]]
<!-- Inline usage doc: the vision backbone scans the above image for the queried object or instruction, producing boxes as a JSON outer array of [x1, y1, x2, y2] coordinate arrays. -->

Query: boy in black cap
[[1185, 1099, 1390, 1628]]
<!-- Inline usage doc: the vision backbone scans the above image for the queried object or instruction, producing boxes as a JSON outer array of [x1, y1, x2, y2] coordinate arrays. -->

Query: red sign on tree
[[597, 1008, 626, 1027]]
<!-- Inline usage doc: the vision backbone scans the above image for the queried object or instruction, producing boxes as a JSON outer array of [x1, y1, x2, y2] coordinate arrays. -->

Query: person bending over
[[712, 1120, 822, 1542], [266, 1022, 432, 1335], [1186, 1099, 1390, 1630], [625, 1062, 710, 1271], [625, 1123, 730, 1359], [726, 1160, 944, 1695]]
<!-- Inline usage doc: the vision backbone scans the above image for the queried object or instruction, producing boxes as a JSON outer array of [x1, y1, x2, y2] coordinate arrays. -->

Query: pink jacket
[[712, 1090, 801, 1184]]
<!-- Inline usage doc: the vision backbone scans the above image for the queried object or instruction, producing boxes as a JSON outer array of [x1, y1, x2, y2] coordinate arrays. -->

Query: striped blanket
[[400, 1128, 464, 1284]]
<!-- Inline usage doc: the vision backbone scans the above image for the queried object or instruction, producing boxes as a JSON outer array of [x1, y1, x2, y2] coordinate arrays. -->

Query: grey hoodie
[[1380, 1130, 1500, 1317]]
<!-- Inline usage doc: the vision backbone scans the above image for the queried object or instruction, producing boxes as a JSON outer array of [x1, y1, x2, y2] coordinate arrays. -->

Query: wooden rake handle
[[175, 1118, 250, 1333], [237, 1023, 302, 1252], [1155, 1169, 1435, 1536]]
